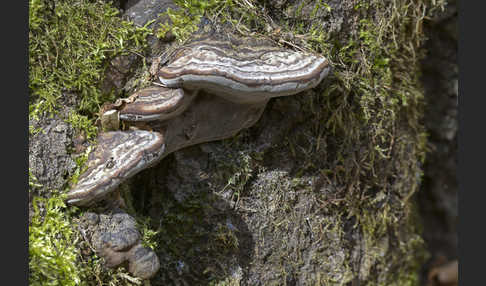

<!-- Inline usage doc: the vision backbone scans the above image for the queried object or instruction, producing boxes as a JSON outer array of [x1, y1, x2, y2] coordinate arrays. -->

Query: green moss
[[137, 217, 160, 250], [63, 112, 97, 186], [65, 112, 98, 141], [29, 171, 43, 190], [157, 0, 264, 42], [29, 0, 150, 116], [29, 190, 145, 285], [157, 0, 224, 41], [68, 145, 92, 188], [29, 192, 81, 285], [29, 171, 81, 285], [29, 1, 152, 284]]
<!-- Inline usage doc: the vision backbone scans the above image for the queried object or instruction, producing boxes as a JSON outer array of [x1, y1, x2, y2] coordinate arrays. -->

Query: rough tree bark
[[29, 0, 456, 285]]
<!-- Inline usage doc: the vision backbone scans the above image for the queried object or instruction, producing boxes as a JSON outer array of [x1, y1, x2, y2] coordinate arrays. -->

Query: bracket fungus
[[67, 35, 331, 206], [118, 86, 197, 122], [67, 130, 165, 206], [158, 36, 331, 104]]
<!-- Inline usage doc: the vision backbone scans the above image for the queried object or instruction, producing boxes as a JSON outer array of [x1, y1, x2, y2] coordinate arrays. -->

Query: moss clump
[[157, 0, 265, 43], [29, 0, 150, 116], [29, 192, 80, 285], [65, 112, 98, 140], [157, 0, 224, 41], [137, 216, 160, 251]]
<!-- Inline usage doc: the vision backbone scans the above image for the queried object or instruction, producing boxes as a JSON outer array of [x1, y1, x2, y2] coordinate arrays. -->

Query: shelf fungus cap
[[66, 130, 165, 206], [158, 38, 331, 103], [118, 86, 196, 122]]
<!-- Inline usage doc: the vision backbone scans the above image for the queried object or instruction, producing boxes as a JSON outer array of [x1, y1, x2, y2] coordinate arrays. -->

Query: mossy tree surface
[[145, 0, 447, 285], [29, 0, 151, 284], [29, 0, 448, 285], [29, 0, 150, 116]]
